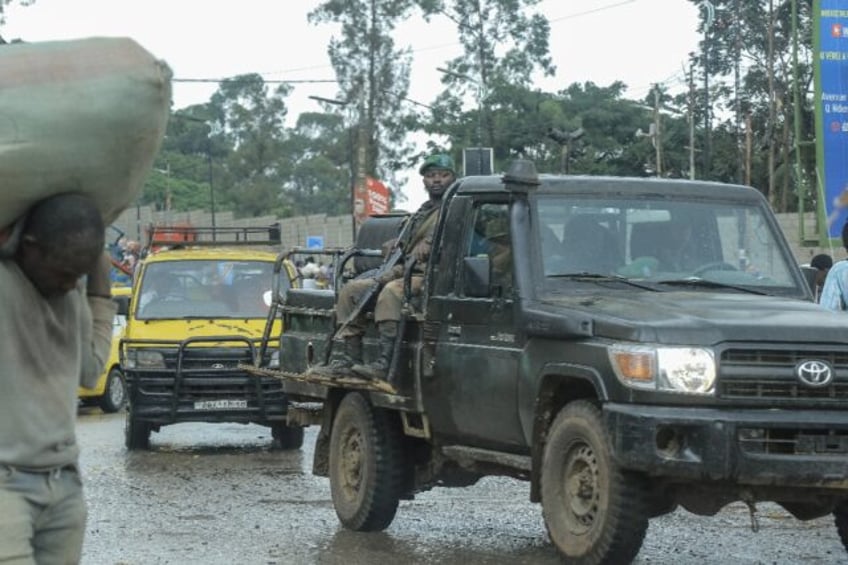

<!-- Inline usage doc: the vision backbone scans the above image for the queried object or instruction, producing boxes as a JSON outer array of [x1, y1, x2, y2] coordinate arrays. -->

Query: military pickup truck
[[248, 161, 848, 564]]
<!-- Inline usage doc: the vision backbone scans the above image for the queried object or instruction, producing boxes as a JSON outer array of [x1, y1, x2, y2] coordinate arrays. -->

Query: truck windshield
[[536, 195, 799, 291], [136, 260, 276, 320]]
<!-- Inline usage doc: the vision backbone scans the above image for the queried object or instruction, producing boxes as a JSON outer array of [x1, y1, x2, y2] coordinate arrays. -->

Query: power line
[[173, 78, 337, 84], [548, 0, 638, 23], [176, 2, 640, 85]]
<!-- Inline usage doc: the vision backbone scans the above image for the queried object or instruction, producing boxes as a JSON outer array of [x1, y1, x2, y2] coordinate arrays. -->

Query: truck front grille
[[719, 347, 848, 402]]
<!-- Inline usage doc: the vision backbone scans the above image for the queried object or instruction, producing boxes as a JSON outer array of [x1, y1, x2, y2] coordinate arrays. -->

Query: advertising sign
[[353, 176, 390, 227], [815, 1, 848, 238]]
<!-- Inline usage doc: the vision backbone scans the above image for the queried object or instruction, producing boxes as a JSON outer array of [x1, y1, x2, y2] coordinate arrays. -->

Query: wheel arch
[[529, 365, 607, 502]]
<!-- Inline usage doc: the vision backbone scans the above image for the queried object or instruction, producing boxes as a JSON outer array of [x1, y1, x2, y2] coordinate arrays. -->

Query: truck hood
[[531, 290, 848, 345]]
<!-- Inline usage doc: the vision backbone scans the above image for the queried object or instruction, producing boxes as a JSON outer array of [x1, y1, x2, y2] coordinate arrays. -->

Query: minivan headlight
[[125, 349, 166, 369], [609, 345, 715, 395]]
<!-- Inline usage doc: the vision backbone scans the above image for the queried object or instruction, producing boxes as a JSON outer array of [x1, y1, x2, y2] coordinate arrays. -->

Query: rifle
[[322, 216, 413, 364]]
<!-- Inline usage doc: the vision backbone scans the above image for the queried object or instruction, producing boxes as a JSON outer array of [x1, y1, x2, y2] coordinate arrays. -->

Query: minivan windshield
[[136, 260, 277, 320], [536, 195, 799, 292]]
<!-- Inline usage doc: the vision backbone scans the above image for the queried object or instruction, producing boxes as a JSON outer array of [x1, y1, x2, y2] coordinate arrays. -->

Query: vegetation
[[2, 1, 820, 218]]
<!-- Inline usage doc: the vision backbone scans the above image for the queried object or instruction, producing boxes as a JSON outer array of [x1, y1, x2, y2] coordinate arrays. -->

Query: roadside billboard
[[814, 1, 848, 239], [353, 176, 390, 226]]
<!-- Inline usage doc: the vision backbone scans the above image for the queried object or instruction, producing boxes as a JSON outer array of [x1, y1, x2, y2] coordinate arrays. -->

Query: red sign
[[354, 176, 391, 225]]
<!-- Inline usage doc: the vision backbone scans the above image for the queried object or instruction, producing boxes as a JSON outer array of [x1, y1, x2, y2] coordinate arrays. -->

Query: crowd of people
[[295, 256, 333, 289]]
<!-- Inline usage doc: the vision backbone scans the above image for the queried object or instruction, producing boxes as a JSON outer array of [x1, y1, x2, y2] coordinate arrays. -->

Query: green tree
[[421, 0, 554, 152], [282, 111, 353, 216], [687, 0, 815, 211], [0, 0, 33, 26], [309, 0, 418, 190], [206, 74, 292, 217]]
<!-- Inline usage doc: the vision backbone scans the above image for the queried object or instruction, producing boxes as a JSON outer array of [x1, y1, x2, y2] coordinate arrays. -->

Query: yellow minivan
[[78, 285, 132, 413], [121, 225, 300, 450]]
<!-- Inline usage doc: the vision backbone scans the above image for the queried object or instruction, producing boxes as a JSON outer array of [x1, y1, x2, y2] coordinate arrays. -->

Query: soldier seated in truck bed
[[313, 153, 457, 381]]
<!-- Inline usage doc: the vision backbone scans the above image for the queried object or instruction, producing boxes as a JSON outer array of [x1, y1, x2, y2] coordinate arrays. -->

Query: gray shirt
[[0, 260, 114, 469]]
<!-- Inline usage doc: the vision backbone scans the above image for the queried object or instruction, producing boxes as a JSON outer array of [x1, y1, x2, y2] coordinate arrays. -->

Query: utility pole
[[207, 146, 216, 240], [688, 64, 696, 180], [745, 113, 753, 186], [700, 1, 715, 178], [653, 85, 663, 177]]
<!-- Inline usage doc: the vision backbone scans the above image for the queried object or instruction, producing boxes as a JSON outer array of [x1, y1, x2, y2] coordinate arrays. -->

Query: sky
[[2, 0, 702, 209]]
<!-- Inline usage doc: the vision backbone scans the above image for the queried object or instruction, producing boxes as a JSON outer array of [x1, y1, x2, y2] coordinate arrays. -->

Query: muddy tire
[[328, 392, 404, 531], [125, 413, 151, 451], [271, 424, 304, 450], [99, 368, 127, 413], [541, 400, 649, 564], [834, 500, 848, 551]]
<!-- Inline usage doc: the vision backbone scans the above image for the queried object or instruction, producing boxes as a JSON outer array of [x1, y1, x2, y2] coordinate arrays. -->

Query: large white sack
[[0, 37, 172, 227]]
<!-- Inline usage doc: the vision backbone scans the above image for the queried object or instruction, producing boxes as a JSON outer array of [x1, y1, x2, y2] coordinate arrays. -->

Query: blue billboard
[[816, 1, 848, 238]]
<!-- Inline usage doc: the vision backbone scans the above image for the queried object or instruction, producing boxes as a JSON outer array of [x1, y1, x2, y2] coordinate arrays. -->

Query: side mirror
[[113, 295, 130, 316], [464, 256, 491, 297]]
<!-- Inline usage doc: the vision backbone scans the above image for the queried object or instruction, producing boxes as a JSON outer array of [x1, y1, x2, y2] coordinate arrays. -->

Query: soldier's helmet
[[419, 153, 456, 176]]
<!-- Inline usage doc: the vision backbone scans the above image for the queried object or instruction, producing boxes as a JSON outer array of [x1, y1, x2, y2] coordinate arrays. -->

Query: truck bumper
[[126, 372, 288, 426], [604, 404, 848, 489]]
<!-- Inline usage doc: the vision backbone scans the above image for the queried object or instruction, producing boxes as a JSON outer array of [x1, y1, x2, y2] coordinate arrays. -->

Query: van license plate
[[194, 399, 247, 410]]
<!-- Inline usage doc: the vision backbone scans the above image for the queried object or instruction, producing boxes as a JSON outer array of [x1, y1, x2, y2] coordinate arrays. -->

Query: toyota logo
[[211, 363, 225, 369], [795, 360, 833, 387]]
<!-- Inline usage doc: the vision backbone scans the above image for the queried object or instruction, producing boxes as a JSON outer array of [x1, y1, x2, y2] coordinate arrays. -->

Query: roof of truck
[[453, 174, 764, 202]]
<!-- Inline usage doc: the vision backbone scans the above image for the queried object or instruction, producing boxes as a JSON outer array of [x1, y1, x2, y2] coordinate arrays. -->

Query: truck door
[[426, 200, 525, 449]]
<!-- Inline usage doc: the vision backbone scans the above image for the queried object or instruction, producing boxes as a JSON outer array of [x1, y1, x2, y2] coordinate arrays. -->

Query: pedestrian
[[301, 256, 320, 289], [317, 153, 457, 380], [0, 192, 115, 564], [810, 253, 833, 303], [820, 222, 848, 311]]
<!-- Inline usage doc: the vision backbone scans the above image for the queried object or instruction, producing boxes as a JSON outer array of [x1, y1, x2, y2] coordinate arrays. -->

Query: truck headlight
[[125, 349, 166, 369], [609, 345, 715, 395]]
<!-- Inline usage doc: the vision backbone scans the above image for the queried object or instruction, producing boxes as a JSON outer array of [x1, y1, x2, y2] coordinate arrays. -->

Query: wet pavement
[[76, 408, 847, 564]]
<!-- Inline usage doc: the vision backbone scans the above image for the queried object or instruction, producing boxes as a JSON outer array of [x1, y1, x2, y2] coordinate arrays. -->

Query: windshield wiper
[[548, 272, 660, 292], [656, 277, 769, 295]]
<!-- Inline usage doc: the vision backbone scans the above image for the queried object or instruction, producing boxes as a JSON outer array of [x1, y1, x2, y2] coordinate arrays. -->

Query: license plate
[[194, 399, 247, 410]]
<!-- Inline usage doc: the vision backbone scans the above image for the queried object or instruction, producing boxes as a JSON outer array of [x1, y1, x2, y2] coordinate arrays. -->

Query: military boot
[[310, 335, 362, 378], [351, 322, 397, 381]]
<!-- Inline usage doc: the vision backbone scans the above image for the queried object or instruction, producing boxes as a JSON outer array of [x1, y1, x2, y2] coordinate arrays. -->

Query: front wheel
[[834, 500, 848, 551], [99, 368, 127, 413], [328, 392, 404, 531], [271, 424, 304, 450], [541, 400, 649, 564], [125, 413, 151, 451]]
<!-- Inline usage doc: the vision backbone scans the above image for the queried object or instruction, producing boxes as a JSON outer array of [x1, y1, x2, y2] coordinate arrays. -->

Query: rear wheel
[[99, 368, 127, 413], [329, 392, 404, 531], [834, 500, 848, 551], [271, 424, 304, 450], [125, 413, 151, 451], [541, 400, 649, 564]]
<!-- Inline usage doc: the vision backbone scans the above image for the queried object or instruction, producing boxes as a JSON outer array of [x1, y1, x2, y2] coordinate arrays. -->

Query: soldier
[[321, 153, 456, 380]]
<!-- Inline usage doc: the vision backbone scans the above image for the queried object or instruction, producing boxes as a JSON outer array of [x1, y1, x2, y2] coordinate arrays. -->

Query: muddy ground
[[76, 408, 846, 565]]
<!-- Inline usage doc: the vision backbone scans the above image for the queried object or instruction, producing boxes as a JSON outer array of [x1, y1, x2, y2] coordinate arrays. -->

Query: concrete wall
[[775, 212, 842, 265], [111, 205, 839, 265], [110, 205, 356, 250]]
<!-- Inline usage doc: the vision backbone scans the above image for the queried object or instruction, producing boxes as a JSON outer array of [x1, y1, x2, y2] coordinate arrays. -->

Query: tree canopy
[[3, 1, 821, 218]]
